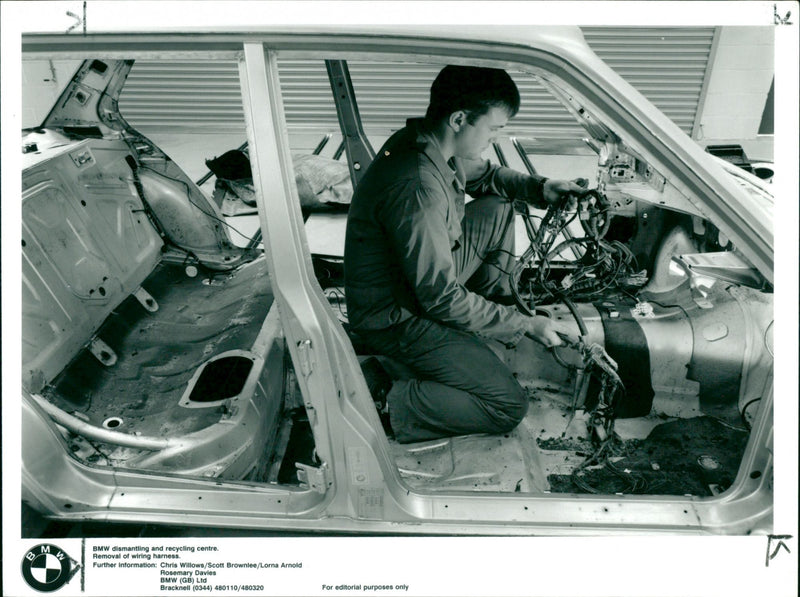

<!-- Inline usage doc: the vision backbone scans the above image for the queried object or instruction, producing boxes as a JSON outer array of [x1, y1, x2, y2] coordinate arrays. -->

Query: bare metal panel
[[22, 139, 163, 392], [40, 259, 280, 480]]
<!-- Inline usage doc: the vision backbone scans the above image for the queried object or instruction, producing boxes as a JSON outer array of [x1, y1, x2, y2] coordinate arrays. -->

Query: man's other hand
[[542, 178, 589, 209], [524, 315, 579, 348]]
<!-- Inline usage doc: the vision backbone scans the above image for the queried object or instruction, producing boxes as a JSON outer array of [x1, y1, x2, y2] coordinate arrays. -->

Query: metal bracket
[[133, 286, 159, 312], [89, 337, 117, 366], [296, 339, 314, 377], [296, 462, 331, 493]]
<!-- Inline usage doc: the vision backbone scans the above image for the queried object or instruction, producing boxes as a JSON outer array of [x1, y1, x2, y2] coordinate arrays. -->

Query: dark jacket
[[344, 119, 547, 344]]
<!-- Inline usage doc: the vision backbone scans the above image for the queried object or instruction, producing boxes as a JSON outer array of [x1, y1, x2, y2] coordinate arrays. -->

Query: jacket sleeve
[[378, 178, 528, 345], [459, 158, 548, 209]]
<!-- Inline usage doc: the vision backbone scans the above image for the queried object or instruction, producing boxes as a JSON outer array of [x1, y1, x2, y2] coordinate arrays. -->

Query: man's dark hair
[[425, 65, 521, 124]]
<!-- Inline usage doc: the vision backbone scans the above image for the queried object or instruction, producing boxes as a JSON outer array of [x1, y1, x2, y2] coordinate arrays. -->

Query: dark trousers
[[358, 195, 528, 443]]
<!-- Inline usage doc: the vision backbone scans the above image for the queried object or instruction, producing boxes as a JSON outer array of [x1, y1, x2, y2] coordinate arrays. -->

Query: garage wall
[[21, 60, 82, 127], [110, 27, 717, 139], [21, 27, 774, 160], [694, 26, 775, 160], [583, 26, 717, 136]]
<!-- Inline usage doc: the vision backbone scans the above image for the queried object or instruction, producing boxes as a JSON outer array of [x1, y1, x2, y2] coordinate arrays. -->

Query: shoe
[[359, 357, 394, 437], [359, 357, 392, 410]]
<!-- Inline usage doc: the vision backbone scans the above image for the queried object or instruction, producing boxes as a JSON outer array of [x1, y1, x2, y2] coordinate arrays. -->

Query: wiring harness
[[510, 188, 655, 492], [557, 334, 625, 441], [555, 336, 661, 494], [511, 188, 646, 313]]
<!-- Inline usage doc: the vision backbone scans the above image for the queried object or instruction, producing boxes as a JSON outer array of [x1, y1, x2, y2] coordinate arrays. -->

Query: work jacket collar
[[407, 118, 465, 192]]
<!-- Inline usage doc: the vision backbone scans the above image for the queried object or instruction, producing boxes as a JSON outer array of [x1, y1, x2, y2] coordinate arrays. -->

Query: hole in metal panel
[[90, 60, 108, 74], [103, 417, 123, 429], [189, 356, 254, 403]]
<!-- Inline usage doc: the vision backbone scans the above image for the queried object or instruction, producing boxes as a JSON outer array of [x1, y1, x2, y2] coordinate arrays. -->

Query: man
[[344, 65, 582, 443]]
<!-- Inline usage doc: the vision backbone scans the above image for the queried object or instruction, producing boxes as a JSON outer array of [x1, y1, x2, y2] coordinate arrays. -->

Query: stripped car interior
[[21, 29, 774, 535]]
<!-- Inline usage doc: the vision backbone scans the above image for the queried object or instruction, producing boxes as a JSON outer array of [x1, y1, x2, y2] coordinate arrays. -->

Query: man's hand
[[524, 315, 579, 348], [542, 178, 589, 209]]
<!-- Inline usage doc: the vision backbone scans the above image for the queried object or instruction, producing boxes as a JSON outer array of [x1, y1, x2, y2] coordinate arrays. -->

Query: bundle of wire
[[511, 190, 641, 310], [570, 434, 666, 495], [526, 237, 638, 304]]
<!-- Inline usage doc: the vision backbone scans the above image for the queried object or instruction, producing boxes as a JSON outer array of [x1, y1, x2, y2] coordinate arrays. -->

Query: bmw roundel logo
[[21, 544, 79, 593]]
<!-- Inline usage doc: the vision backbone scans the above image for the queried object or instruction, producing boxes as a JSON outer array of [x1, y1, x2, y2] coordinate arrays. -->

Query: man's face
[[452, 105, 509, 160]]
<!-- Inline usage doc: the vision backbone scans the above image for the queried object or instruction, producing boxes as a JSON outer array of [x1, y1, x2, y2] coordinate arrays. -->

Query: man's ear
[[448, 110, 467, 132]]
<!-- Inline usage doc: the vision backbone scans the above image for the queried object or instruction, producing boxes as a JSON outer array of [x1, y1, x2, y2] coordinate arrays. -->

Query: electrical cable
[[740, 397, 762, 431], [704, 415, 748, 433], [126, 158, 234, 274], [570, 436, 614, 494], [570, 426, 656, 495], [83, 436, 114, 466], [139, 164, 263, 248], [511, 190, 641, 310], [559, 293, 588, 336], [605, 457, 649, 494], [636, 296, 693, 320], [323, 287, 348, 322], [551, 345, 577, 370]]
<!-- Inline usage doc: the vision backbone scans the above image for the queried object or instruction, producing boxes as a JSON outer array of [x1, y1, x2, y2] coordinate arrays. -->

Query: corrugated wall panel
[[119, 27, 715, 139], [582, 27, 715, 134], [120, 60, 245, 126]]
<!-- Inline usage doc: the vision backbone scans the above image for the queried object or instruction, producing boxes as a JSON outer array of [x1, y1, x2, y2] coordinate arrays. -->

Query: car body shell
[[19, 25, 775, 535]]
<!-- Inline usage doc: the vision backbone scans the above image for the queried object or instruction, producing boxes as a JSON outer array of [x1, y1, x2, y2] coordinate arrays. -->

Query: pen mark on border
[[774, 4, 793, 25], [765, 534, 792, 567], [65, 1, 88, 35]]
